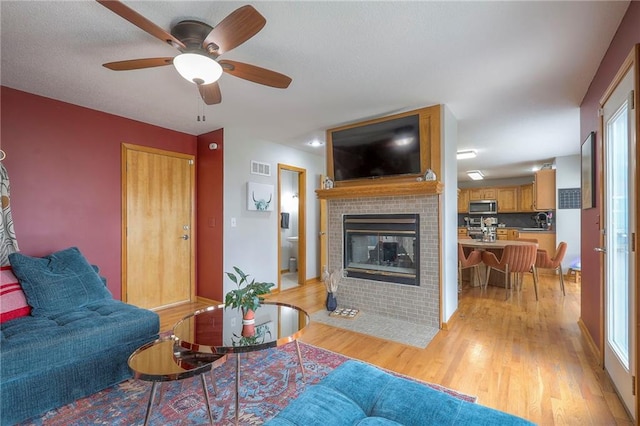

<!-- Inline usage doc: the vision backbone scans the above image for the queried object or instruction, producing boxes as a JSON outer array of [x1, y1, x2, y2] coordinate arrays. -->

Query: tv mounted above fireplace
[[326, 106, 437, 186], [331, 114, 420, 182]]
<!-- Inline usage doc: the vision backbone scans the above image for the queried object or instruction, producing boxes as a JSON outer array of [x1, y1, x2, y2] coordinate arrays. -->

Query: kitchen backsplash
[[458, 212, 555, 228]]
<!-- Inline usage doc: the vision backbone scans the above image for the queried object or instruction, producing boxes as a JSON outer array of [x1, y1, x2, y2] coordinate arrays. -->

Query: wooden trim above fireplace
[[316, 180, 443, 200]]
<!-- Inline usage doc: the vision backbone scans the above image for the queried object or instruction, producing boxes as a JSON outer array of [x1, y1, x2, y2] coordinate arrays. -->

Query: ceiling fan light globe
[[173, 53, 223, 85]]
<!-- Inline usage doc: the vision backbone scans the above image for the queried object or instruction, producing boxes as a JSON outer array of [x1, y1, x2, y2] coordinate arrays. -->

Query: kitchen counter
[[513, 227, 555, 233]]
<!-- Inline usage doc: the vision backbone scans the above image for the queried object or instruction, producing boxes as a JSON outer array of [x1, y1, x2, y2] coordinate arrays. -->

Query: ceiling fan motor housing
[[171, 20, 216, 54]]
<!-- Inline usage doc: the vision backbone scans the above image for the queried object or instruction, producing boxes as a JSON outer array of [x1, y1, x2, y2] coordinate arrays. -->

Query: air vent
[[251, 160, 271, 176]]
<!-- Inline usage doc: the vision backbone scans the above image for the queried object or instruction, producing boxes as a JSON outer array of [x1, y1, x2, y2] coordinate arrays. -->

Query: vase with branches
[[322, 266, 343, 311]]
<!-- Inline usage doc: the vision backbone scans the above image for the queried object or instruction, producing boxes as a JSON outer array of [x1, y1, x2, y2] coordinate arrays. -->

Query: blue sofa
[[0, 248, 159, 425], [266, 360, 535, 425]]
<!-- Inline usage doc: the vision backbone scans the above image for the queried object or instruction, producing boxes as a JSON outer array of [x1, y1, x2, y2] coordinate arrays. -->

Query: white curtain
[[0, 162, 19, 266]]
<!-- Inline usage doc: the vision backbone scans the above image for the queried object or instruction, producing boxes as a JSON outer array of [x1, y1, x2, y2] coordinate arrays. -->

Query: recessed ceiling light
[[456, 150, 477, 160], [308, 139, 324, 148], [467, 170, 484, 180]]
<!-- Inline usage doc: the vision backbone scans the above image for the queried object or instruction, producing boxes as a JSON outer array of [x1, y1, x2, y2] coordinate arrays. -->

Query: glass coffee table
[[172, 301, 310, 425], [128, 337, 224, 425]]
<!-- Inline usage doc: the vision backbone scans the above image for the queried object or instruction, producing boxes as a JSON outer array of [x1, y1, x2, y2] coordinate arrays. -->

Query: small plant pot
[[242, 308, 255, 322], [242, 323, 256, 337]]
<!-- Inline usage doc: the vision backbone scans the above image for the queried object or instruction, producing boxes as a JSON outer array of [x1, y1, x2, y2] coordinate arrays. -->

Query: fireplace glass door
[[343, 214, 419, 286]]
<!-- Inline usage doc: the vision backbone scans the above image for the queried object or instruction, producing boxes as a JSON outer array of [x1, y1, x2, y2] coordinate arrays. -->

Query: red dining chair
[[481, 244, 539, 300], [535, 242, 568, 296], [458, 243, 482, 291]]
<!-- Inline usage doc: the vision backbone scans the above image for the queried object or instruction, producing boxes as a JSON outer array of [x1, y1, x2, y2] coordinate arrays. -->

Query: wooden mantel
[[316, 181, 443, 200]]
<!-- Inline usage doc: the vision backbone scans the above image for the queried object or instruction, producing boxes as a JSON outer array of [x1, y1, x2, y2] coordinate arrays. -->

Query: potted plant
[[224, 266, 275, 324]]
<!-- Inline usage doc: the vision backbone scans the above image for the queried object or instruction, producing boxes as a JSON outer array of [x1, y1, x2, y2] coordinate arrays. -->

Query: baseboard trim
[[196, 296, 221, 306], [578, 317, 602, 366], [441, 307, 460, 330]]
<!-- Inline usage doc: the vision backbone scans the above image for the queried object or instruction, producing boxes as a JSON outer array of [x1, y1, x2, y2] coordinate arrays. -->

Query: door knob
[[182, 235, 190, 240], [594, 247, 606, 253], [319, 232, 326, 236]]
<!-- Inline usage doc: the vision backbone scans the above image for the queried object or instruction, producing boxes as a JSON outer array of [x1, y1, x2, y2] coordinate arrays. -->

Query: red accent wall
[[579, 1, 640, 352], [1, 86, 197, 300], [196, 129, 224, 302]]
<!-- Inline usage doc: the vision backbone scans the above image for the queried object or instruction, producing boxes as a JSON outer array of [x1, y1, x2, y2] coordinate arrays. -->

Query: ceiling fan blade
[[219, 60, 292, 89], [103, 57, 174, 71], [96, 0, 185, 49], [202, 5, 266, 55], [198, 82, 222, 105]]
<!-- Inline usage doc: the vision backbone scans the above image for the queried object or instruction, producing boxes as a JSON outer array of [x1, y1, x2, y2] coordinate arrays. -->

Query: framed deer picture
[[247, 182, 274, 211]]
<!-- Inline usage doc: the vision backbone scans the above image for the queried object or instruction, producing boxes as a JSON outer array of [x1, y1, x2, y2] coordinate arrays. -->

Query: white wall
[[441, 105, 459, 323], [223, 127, 325, 294], [555, 154, 581, 269]]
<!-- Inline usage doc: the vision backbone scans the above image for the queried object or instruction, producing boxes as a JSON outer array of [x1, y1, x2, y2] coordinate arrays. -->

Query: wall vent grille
[[251, 161, 271, 176]]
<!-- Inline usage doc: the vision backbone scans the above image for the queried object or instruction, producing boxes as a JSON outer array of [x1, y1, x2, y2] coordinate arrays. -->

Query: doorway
[[121, 144, 196, 310], [277, 164, 306, 291], [600, 49, 637, 420]]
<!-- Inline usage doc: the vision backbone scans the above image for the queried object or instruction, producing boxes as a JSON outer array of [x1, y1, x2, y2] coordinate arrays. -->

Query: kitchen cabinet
[[469, 188, 497, 201], [507, 229, 519, 240], [533, 169, 556, 210], [519, 184, 534, 212], [496, 228, 509, 241], [497, 187, 518, 212], [460, 176, 554, 213], [458, 227, 468, 237], [517, 231, 557, 265], [457, 189, 469, 213]]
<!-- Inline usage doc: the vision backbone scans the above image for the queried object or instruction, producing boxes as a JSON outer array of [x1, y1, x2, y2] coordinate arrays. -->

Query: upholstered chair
[[458, 243, 482, 291], [481, 244, 539, 300], [535, 242, 568, 296], [515, 238, 539, 243]]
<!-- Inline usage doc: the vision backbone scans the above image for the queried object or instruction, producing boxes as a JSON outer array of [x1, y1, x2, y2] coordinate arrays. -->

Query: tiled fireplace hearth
[[327, 192, 440, 328]]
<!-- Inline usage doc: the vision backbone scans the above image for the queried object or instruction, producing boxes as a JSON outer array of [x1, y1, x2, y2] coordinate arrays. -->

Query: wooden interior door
[[122, 144, 195, 310], [319, 175, 328, 273]]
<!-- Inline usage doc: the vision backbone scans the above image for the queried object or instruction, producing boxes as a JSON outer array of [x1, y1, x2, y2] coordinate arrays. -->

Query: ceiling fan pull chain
[[196, 93, 201, 122]]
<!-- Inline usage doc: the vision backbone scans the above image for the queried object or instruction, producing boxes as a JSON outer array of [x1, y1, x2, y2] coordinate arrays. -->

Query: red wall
[[196, 129, 224, 302], [1, 87, 197, 300], [579, 1, 640, 352]]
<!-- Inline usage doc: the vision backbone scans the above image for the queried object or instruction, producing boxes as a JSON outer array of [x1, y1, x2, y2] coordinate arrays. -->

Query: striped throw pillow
[[1, 266, 31, 323]]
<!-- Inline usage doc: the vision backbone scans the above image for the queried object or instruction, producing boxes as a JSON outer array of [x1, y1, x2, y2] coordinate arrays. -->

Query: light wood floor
[[157, 274, 632, 425]]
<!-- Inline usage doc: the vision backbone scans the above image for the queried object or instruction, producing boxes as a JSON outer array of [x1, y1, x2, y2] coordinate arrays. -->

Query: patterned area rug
[[19, 342, 475, 425]]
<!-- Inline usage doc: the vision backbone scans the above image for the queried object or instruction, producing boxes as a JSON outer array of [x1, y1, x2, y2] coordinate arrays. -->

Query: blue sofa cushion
[[0, 298, 159, 381], [265, 360, 534, 426], [9, 247, 112, 316]]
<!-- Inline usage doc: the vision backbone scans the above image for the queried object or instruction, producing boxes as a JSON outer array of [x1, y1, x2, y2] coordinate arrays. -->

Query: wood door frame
[[319, 175, 328, 276], [598, 44, 639, 419], [277, 164, 306, 290], [121, 143, 196, 305]]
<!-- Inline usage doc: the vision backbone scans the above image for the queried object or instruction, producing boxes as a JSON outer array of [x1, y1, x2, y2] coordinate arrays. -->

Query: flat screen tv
[[330, 114, 421, 182]]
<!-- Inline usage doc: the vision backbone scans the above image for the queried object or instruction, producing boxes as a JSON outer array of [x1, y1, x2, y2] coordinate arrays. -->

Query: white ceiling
[[0, 1, 629, 181]]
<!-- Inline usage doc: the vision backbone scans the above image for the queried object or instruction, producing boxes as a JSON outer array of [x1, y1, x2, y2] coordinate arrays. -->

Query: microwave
[[469, 200, 498, 214]]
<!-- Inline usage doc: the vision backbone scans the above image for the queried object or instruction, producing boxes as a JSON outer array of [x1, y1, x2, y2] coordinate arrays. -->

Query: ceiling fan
[[96, 0, 292, 105]]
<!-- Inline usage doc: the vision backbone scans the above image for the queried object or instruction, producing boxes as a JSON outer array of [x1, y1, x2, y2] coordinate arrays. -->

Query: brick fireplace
[[326, 189, 441, 328]]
